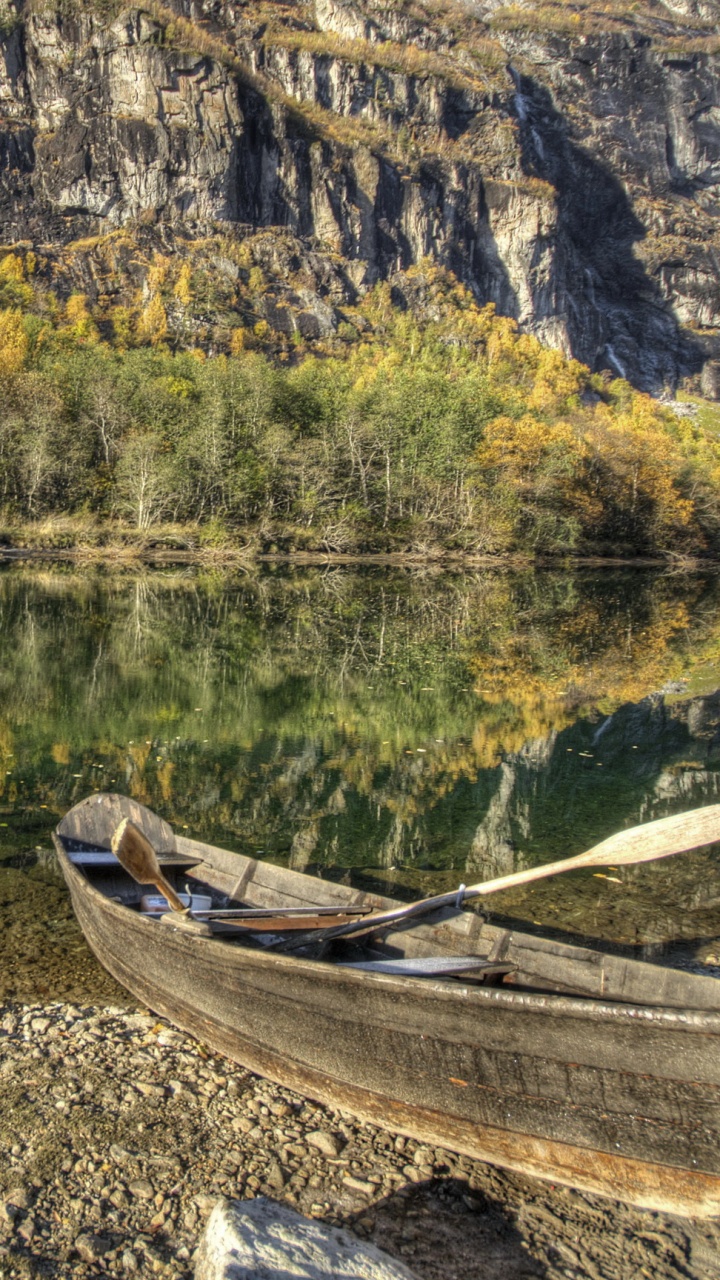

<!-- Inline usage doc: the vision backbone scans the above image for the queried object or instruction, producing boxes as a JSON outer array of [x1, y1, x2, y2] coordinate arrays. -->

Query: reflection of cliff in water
[[468, 738, 556, 882], [345, 689, 720, 885], [464, 690, 720, 881], [250, 689, 720, 888]]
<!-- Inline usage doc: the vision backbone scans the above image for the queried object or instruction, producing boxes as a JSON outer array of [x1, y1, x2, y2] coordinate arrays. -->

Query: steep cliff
[[0, 0, 719, 389]]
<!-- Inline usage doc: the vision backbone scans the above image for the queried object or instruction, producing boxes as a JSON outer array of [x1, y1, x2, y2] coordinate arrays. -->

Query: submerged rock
[[194, 1196, 418, 1280]]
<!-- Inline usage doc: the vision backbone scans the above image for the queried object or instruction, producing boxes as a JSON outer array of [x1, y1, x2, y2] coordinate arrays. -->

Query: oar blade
[[111, 818, 189, 915], [111, 817, 161, 883], [582, 803, 720, 870]]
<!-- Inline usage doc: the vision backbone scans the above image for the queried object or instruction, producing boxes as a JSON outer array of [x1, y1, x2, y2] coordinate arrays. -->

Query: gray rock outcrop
[[0, 0, 717, 388], [194, 1196, 418, 1280]]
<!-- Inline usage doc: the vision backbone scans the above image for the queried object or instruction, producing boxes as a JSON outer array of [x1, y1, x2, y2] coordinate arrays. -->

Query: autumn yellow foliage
[[0, 308, 28, 376], [63, 293, 99, 342], [136, 295, 168, 346], [173, 262, 193, 308]]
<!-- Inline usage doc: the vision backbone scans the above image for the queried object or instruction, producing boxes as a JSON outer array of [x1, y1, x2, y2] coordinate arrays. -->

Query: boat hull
[[57, 843, 720, 1219]]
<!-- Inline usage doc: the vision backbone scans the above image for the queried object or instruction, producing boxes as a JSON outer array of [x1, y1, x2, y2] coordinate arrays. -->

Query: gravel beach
[[2, 1001, 720, 1280]]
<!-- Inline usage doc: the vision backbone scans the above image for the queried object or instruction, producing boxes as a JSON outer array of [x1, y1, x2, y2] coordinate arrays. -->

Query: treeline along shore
[[0, 253, 719, 560]]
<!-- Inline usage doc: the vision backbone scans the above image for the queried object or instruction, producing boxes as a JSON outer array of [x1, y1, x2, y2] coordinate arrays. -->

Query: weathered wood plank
[[175, 836, 384, 911], [209, 913, 371, 933], [58, 793, 176, 853], [339, 957, 514, 978]]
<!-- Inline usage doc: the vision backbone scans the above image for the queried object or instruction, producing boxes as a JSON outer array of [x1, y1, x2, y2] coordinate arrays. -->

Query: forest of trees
[[0, 249, 718, 557]]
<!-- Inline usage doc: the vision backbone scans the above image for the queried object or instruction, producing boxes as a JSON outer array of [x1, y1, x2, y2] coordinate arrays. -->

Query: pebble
[[343, 1175, 376, 1195], [195, 1197, 416, 1280], [307, 1130, 342, 1158], [75, 1232, 110, 1262], [0, 998, 716, 1280], [0, 1203, 17, 1229], [5, 1189, 31, 1211], [128, 1179, 155, 1200]]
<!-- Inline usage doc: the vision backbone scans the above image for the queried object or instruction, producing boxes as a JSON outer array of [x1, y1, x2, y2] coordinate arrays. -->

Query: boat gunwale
[[53, 832, 720, 1034]]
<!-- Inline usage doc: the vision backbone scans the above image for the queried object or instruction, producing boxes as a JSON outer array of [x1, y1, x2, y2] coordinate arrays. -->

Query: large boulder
[[194, 1196, 418, 1280]]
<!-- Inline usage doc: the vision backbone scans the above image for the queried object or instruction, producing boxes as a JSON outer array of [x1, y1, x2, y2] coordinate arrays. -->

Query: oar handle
[[463, 854, 591, 899], [154, 873, 187, 914]]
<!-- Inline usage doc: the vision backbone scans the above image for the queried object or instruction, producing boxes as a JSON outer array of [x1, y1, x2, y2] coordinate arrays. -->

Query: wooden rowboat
[[54, 793, 720, 1218]]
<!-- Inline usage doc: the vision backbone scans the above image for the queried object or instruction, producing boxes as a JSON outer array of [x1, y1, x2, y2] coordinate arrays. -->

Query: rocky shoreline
[[2, 1002, 720, 1280]]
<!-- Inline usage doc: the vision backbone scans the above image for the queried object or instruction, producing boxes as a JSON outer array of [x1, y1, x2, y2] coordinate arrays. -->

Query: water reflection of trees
[[0, 565, 719, 889]]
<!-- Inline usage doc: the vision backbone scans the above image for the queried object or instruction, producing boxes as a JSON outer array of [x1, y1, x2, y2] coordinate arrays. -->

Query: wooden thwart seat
[[337, 956, 515, 979], [66, 848, 201, 869]]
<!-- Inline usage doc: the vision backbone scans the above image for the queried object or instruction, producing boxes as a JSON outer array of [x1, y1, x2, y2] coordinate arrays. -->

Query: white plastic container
[[140, 892, 213, 914]]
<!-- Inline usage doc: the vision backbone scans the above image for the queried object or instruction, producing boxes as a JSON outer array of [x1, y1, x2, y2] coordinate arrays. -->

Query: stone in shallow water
[[195, 1197, 418, 1280]]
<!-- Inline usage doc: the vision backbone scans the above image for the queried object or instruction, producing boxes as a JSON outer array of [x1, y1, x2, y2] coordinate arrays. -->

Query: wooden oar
[[112, 819, 212, 935], [279, 803, 720, 953], [185, 906, 370, 920], [110, 822, 368, 937], [112, 818, 188, 911]]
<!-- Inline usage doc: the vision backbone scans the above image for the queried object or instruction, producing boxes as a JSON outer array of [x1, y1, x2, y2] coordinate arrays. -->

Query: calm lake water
[[3, 561, 720, 1003]]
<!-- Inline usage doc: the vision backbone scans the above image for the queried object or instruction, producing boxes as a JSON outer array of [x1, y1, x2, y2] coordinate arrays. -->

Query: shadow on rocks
[[342, 1176, 544, 1280]]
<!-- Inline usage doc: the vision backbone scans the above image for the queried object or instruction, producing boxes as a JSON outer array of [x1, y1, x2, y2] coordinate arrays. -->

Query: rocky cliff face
[[0, 0, 719, 389]]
